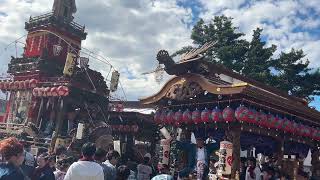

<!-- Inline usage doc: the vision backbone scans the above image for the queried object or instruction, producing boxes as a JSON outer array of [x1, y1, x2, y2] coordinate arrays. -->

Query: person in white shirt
[[137, 154, 153, 180], [245, 158, 261, 180], [64, 143, 104, 180], [103, 150, 120, 180]]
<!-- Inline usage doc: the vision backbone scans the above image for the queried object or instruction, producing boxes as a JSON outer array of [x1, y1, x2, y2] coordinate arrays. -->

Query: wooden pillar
[[126, 134, 134, 155], [231, 125, 241, 179], [50, 97, 66, 152], [275, 137, 284, 166], [119, 134, 126, 155], [311, 147, 320, 178]]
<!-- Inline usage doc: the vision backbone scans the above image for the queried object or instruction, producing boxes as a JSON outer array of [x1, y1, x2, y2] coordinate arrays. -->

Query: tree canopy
[[175, 15, 320, 102]]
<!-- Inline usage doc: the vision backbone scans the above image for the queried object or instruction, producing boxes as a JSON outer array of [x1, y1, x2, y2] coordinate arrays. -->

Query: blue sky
[[0, 0, 320, 109]]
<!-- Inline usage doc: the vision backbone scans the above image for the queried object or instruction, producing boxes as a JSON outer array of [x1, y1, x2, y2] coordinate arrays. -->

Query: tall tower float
[[0, 0, 112, 152]]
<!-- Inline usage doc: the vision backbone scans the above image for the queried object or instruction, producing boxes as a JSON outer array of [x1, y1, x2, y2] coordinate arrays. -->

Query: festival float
[[108, 101, 158, 161], [140, 43, 320, 179], [0, 0, 116, 153]]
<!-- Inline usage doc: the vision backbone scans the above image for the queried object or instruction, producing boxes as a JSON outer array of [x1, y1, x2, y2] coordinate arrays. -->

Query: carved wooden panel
[[166, 81, 203, 101]]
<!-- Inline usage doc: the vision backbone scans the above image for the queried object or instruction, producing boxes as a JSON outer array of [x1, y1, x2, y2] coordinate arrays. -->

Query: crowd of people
[[0, 137, 173, 180], [238, 157, 311, 180]]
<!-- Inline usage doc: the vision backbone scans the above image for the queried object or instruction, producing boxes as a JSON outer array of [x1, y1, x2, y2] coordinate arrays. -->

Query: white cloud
[[199, 0, 320, 68], [0, 0, 193, 100]]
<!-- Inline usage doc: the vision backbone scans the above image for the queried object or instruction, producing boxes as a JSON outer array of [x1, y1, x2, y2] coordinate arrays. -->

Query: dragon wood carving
[[166, 81, 203, 101]]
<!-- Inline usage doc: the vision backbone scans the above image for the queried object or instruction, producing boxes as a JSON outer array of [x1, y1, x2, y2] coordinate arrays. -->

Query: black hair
[[94, 148, 107, 161], [81, 143, 96, 157], [116, 165, 130, 180], [248, 157, 256, 165], [107, 150, 120, 161], [143, 157, 150, 164], [38, 153, 50, 161]]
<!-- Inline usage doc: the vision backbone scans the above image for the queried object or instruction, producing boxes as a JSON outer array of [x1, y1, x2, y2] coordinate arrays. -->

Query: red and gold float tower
[[0, 0, 110, 150]]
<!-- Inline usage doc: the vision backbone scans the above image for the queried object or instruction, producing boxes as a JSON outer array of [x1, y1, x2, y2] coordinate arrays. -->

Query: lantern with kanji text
[[182, 109, 192, 124], [174, 110, 183, 126], [166, 110, 174, 125], [247, 109, 257, 124], [201, 108, 210, 123], [235, 106, 249, 122], [29, 79, 38, 88], [192, 109, 201, 124], [256, 110, 267, 127], [211, 107, 222, 122], [222, 106, 235, 122], [51, 87, 58, 96]]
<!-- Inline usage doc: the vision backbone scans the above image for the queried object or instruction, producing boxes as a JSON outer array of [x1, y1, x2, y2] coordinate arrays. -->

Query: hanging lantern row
[[111, 125, 139, 133], [0, 79, 38, 90], [154, 105, 320, 141], [32, 86, 69, 97]]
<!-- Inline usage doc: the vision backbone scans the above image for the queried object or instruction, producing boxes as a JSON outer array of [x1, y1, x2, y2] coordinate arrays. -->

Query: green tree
[[243, 28, 276, 84], [175, 15, 320, 101], [188, 16, 249, 73], [271, 49, 320, 101]]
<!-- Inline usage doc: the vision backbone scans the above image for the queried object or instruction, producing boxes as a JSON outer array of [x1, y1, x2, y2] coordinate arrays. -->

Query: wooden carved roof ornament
[[166, 80, 203, 101], [179, 42, 215, 63], [142, 41, 215, 78]]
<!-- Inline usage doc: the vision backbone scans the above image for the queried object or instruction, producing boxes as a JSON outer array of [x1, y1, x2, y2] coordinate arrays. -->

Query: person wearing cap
[[175, 130, 219, 179], [137, 153, 153, 180]]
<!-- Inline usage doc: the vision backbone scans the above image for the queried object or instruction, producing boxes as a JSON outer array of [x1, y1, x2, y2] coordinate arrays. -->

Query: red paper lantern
[[211, 107, 222, 122], [4, 81, 9, 89], [304, 126, 312, 137], [192, 109, 201, 124], [51, 87, 58, 96], [292, 122, 299, 134], [223, 106, 235, 122], [256, 111, 267, 127], [24, 80, 30, 89], [201, 108, 210, 123], [19, 81, 25, 89], [44, 87, 51, 96], [315, 130, 320, 141], [281, 118, 290, 132], [274, 117, 283, 130], [29, 79, 38, 88], [235, 106, 249, 122], [182, 109, 192, 124], [166, 110, 174, 125], [160, 111, 167, 124], [13, 81, 19, 89], [174, 110, 183, 126], [247, 109, 257, 124], [313, 129, 320, 140], [267, 114, 277, 128], [8, 82, 14, 90], [296, 124, 304, 136], [39, 88, 46, 96], [154, 110, 161, 124], [57, 86, 69, 96], [32, 88, 39, 97]]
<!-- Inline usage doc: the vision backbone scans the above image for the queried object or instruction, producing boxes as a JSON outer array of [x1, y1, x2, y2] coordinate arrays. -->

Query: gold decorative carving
[[166, 81, 203, 101]]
